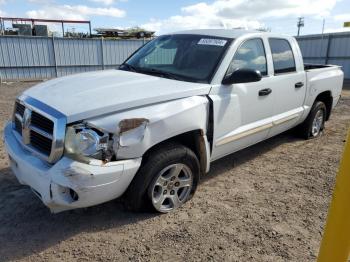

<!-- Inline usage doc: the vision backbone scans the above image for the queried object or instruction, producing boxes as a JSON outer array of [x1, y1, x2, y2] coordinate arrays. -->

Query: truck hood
[[23, 70, 211, 123]]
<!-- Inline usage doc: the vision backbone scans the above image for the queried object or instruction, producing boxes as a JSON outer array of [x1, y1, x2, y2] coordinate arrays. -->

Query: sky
[[1, 0, 350, 36]]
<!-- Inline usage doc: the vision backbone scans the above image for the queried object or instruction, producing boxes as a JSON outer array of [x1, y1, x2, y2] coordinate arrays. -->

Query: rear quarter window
[[269, 38, 296, 74]]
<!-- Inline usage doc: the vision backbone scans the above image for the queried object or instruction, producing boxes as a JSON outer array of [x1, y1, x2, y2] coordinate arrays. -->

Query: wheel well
[[141, 130, 207, 175], [315, 91, 333, 121]]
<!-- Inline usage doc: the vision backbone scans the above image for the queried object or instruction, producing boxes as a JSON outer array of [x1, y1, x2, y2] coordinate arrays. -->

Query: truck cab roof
[[172, 29, 292, 39]]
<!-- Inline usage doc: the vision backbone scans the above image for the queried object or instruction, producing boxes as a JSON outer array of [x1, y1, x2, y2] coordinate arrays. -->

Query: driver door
[[210, 38, 275, 160]]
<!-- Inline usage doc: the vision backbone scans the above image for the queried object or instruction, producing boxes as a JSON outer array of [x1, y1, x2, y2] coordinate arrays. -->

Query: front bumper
[[3, 122, 142, 213]]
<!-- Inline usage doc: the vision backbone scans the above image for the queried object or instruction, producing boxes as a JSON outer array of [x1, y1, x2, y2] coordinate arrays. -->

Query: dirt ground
[[0, 81, 349, 262]]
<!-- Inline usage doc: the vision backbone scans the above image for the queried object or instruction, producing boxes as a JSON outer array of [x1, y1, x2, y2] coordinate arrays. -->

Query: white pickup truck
[[3, 29, 344, 213]]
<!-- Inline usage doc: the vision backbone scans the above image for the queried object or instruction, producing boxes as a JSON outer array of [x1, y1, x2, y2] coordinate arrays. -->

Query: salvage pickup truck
[[3, 29, 344, 213]]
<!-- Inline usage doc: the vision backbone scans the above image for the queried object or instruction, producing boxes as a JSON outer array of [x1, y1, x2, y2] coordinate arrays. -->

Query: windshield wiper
[[137, 68, 184, 81], [120, 65, 202, 83], [119, 63, 139, 72]]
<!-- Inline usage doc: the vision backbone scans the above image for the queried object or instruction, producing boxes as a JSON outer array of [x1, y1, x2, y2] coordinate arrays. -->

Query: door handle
[[259, 88, 272, 96], [295, 82, 304, 88]]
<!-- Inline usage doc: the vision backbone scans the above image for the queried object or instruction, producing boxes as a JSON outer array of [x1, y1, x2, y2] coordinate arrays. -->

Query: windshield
[[119, 34, 232, 83]]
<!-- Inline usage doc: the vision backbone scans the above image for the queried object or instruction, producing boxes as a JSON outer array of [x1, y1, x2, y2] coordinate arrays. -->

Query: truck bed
[[304, 64, 335, 70], [304, 64, 343, 112]]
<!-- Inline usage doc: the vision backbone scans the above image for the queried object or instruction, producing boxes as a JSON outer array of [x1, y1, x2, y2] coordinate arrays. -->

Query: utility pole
[[0, 17, 3, 36], [322, 18, 325, 35], [297, 17, 304, 36]]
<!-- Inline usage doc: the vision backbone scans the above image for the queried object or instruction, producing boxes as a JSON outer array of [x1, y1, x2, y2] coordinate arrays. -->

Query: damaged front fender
[[117, 118, 149, 147], [86, 96, 209, 160]]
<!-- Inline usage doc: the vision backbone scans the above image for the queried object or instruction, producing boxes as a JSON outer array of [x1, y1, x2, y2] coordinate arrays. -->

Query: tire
[[124, 143, 200, 213], [298, 101, 327, 139]]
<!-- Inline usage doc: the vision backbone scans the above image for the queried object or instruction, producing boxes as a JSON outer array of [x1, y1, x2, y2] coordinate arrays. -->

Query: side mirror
[[222, 68, 262, 85]]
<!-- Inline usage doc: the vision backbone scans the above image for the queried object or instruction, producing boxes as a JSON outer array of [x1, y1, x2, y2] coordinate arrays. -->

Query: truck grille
[[31, 111, 54, 134], [14, 102, 25, 133], [14, 117, 22, 134], [30, 130, 52, 155], [12, 97, 66, 163], [15, 102, 25, 116]]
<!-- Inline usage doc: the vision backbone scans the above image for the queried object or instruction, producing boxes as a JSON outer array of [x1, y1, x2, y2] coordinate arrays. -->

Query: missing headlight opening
[[118, 118, 149, 147], [118, 118, 149, 134]]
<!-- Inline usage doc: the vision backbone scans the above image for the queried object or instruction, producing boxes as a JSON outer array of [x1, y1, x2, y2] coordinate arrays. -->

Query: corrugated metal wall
[[296, 32, 350, 79], [1, 33, 349, 81], [0, 36, 145, 81]]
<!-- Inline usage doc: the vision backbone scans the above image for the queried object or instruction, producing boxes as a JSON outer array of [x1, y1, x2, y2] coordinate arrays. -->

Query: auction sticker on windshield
[[198, 38, 227, 46]]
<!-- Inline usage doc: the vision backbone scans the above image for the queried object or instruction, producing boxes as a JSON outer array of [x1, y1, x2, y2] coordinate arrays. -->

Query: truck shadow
[[0, 131, 299, 261], [203, 130, 299, 183]]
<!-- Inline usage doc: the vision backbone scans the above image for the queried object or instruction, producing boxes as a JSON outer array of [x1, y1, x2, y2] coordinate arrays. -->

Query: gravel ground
[[0, 81, 349, 262]]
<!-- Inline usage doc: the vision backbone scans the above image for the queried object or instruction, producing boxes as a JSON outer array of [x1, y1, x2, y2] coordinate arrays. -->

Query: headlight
[[65, 124, 113, 163]]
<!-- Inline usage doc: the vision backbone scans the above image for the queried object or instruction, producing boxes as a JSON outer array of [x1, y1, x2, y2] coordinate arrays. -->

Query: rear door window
[[269, 38, 296, 74]]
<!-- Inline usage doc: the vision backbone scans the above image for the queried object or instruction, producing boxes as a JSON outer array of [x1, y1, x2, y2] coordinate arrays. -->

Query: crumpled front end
[[3, 122, 141, 213]]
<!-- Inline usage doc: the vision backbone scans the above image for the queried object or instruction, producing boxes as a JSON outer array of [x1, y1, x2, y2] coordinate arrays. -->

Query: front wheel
[[149, 163, 194, 212], [124, 143, 200, 213]]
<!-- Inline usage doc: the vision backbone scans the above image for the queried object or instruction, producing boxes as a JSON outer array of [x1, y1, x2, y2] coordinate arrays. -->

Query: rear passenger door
[[268, 38, 306, 137]]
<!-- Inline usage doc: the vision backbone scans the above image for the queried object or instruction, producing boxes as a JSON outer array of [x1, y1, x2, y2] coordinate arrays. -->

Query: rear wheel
[[298, 101, 326, 139], [124, 143, 200, 213], [311, 109, 325, 137]]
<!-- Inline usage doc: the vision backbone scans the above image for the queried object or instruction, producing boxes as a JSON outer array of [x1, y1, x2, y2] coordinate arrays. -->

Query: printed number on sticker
[[198, 38, 227, 46]]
